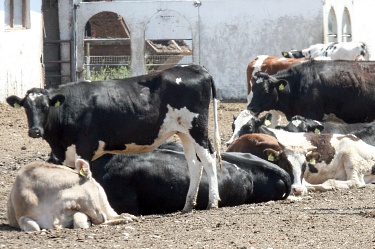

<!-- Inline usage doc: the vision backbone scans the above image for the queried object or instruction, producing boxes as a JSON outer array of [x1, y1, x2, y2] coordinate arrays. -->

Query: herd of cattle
[[4, 41, 375, 232]]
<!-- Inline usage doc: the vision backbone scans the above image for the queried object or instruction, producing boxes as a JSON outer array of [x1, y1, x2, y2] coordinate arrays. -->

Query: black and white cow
[[226, 111, 274, 145], [7, 159, 136, 231], [6, 65, 221, 213], [282, 42, 369, 61], [267, 128, 375, 195], [90, 145, 291, 215], [248, 60, 375, 123], [280, 115, 375, 147]]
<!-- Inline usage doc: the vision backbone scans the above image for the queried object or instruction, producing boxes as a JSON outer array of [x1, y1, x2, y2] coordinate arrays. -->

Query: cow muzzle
[[291, 185, 306, 196], [28, 128, 43, 138]]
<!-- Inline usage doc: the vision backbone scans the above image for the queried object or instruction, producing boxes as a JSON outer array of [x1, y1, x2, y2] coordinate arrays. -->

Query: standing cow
[[7, 159, 136, 231], [6, 65, 221, 213], [248, 60, 375, 123]]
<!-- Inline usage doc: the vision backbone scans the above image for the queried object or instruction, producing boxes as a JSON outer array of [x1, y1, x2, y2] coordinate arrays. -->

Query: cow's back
[[268, 60, 375, 122]]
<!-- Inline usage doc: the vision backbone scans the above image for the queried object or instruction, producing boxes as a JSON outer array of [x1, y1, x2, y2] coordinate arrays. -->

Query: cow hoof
[[120, 213, 139, 222], [206, 202, 219, 210]]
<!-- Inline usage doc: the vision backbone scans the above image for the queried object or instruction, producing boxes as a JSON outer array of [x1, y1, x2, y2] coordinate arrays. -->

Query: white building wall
[[0, 0, 44, 103], [323, 0, 375, 59], [199, 0, 323, 99], [72, 0, 323, 100]]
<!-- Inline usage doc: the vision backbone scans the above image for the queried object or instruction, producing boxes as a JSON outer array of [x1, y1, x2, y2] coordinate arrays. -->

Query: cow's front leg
[[102, 213, 139, 226], [18, 216, 41, 231], [73, 212, 91, 229]]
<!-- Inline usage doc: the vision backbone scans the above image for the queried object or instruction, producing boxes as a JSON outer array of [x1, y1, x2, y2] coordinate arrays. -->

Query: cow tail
[[211, 78, 222, 171]]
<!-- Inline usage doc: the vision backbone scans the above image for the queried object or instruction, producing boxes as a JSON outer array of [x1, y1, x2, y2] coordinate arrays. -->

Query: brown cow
[[246, 55, 309, 103]]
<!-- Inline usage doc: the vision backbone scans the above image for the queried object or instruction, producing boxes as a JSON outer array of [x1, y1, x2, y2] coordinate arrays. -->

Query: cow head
[[247, 72, 288, 115], [281, 50, 303, 58], [263, 148, 295, 185], [6, 88, 65, 138], [225, 110, 273, 146], [277, 144, 319, 196], [269, 128, 318, 196], [281, 115, 324, 133]]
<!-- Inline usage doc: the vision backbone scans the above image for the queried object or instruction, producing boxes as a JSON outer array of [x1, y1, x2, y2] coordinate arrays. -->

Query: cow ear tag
[[79, 167, 86, 177], [309, 158, 316, 165], [13, 103, 21, 109], [268, 154, 274, 161], [314, 128, 320, 134], [54, 100, 61, 107], [279, 84, 285, 91], [264, 120, 271, 126]]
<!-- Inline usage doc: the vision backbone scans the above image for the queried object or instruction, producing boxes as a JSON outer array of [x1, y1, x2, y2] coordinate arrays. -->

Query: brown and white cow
[[7, 159, 137, 231], [267, 128, 375, 195]]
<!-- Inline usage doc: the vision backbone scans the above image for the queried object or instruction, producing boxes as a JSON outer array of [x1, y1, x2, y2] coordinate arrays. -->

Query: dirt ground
[[0, 101, 375, 248]]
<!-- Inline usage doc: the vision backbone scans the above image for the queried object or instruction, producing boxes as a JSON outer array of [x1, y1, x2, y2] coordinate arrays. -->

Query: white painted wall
[[199, 0, 323, 99], [0, 0, 44, 103], [71, 0, 323, 100], [323, 0, 375, 59]]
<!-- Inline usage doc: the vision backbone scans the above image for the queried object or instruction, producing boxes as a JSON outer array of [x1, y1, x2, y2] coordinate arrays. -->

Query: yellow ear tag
[[14, 103, 21, 109], [79, 167, 86, 177], [268, 154, 274, 161], [283, 52, 288, 57], [314, 128, 320, 134], [279, 84, 285, 91], [54, 100, 60, 107], [264, 120, 271, 127], [309, 158, 316, 165]]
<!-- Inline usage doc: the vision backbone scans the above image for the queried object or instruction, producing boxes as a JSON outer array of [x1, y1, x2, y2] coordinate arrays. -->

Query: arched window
[[145, 10, 193, 74], [83, 11, 131, 80], [342, 8, 352, 42], [327, 7, 338, 43], [4, 0, 30, 29]]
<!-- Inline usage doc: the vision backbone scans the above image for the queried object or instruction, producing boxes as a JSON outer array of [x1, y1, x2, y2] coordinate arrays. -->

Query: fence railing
[[83, 54, 194, 80]]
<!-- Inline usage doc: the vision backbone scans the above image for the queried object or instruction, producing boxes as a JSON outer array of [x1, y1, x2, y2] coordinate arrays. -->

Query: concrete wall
[[71, 0, 323, 100], [0, 0, 44, 102], [323, 0, 375, 59]]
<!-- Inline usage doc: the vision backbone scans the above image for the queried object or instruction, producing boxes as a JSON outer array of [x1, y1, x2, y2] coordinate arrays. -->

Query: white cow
[[269, 128, 375, 195], [282, 42, 369, 61], [7, 159, 137, 231]]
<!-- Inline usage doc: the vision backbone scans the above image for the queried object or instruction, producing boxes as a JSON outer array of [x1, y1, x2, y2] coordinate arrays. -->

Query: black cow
[[6, 65, 221, 213], [91, 147, 291, 215], [248, 60, 375, 123], [281, 115, 375, 147]]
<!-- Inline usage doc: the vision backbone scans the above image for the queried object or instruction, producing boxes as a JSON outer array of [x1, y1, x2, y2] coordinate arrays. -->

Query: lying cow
[[280, 115, 375, 147], [225, 134, 297, 195], [6, 65, 221, 213], [7, 159, 136, 231], [282, 42, 369, 61], [226, 110, 274, 145], [90, 144, 291, 215], [267, 128, 375, 195], [248, 60, 375, 123]]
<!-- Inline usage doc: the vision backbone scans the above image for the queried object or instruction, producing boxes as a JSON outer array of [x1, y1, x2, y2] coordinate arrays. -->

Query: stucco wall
[[0, 0, 44, 103], [199, 0, 323, 99], [71, 0, 323, 100]]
